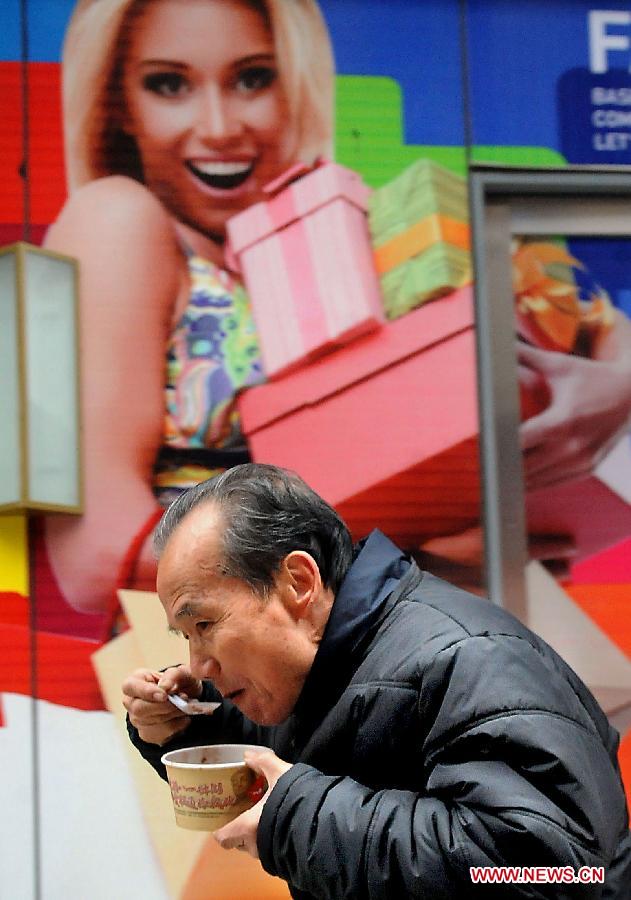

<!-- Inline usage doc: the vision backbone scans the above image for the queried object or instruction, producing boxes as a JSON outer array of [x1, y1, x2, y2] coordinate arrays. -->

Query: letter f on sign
[[589, 11, 631, 73]]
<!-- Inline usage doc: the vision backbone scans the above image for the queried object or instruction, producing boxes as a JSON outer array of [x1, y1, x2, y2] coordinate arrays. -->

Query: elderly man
[[124, 464, 630, 899]]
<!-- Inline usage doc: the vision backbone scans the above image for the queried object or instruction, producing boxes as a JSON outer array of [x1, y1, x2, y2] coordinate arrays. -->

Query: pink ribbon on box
[[267, 188, 300, 232], [262, 161, 316, 196], [231, 157, 380, 375], [264, 159, 328, 232], [261, 158, 332, 362], [227, 158, 331, 262], [280, 219, 330, 356]]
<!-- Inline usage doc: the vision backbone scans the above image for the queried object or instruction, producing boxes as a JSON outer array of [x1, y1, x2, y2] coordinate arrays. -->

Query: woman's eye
[[142, 72, 189, 99], [236, 66, 277, 94]]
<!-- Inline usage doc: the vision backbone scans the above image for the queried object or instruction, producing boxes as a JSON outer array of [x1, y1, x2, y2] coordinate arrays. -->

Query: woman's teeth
[[186, 160, 254, 189]]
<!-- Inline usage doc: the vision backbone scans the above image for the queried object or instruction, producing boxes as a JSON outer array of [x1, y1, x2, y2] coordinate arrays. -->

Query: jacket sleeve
[[257, 635, 625, 899], [126, 680, 269, 781]]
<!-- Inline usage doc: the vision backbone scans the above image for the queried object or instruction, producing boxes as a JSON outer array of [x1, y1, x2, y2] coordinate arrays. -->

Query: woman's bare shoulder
[[44, 176, 183, 313], [45, 176, 177, 254]]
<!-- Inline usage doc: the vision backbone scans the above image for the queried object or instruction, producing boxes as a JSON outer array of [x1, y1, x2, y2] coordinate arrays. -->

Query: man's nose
[[195, 87, 240, 144], [188, 643, 221, 682]]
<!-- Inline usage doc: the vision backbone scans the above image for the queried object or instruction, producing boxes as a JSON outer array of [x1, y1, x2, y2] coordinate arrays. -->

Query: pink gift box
[[226, 162, 385, 379], [238, 287, 481, 547]]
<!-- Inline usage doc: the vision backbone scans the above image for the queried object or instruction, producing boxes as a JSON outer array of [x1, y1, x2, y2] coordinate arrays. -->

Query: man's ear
[[281, 551, 321, 618]]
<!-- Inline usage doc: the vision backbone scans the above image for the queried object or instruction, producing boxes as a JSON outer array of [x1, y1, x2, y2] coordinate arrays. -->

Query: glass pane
[[0, 252, 22, 506], [514, 234, 631, 574], [22, 250, 80, 509], [0, 692, 37, 899]]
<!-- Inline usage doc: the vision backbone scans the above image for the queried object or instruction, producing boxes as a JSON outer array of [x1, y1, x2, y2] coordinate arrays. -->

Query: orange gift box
[[238, 286, 481, 546], [368, 160, 472, 320], [373, 213, 470, 275]]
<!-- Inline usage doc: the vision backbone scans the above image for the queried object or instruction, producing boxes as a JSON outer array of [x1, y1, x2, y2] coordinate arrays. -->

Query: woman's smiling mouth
[[185, 160, 254, 190]]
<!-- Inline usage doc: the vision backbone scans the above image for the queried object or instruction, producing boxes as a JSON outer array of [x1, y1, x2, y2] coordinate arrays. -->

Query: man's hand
[[122, 665, 202, 746], [213, 750, 292, 858]]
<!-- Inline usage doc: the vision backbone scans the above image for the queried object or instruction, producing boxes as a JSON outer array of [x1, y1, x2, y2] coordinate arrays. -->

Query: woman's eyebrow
[[232, 52, 276, 67], [137, 60, 188, 70], [137, 53, 275, 70]]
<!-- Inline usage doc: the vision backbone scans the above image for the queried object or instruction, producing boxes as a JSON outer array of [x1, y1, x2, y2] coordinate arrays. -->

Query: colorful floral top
[[153, 253, 264, 505]]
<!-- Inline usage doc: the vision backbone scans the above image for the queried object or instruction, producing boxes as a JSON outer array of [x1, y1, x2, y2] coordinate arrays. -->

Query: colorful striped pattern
[[565, 582, 631, 810]]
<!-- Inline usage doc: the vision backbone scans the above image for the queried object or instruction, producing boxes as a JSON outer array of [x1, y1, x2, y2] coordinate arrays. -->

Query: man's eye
[[142, 72, 189, 99], [197, 621, 211, 634], [236, 66, 277, 94]]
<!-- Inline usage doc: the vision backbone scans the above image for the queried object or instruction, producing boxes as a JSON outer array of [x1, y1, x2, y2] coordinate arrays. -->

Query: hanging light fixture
[[0, 242, 82, 514]]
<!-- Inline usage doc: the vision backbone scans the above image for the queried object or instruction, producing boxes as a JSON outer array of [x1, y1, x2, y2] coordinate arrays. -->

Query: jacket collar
[[292, 531, 412, 728]]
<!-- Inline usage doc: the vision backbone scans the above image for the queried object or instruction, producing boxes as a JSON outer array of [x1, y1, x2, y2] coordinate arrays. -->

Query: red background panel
[[0, 621, 105, 712], [0, 62, 66, 228], [0, 592, 104, 713], [571, 537, 631, 585], [565, 583, 631, 810]]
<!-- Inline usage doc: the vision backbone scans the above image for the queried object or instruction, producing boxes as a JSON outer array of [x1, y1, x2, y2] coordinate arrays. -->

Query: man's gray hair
[[154, 463, 354, 595]]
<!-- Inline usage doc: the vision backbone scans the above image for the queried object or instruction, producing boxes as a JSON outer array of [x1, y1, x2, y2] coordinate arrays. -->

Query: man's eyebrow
[[175, 601, 202, 620]]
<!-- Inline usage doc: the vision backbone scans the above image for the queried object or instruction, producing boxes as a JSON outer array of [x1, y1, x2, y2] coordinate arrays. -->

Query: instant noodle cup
[[161, 744, 268, 831]]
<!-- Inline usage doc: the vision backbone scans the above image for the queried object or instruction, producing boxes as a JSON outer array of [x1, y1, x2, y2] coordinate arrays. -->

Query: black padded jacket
[[128, 531, 631, 899]]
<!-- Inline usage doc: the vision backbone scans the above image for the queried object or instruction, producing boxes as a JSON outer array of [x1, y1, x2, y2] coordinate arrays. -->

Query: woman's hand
[[519, 340, 631, 492], [122, 664, 202, 746], [212, 750, 293, 859], [419, 525, 575, 573]]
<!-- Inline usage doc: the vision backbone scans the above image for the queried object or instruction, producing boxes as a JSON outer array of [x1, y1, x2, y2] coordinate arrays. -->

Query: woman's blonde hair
[[62, 0, 335, 191]]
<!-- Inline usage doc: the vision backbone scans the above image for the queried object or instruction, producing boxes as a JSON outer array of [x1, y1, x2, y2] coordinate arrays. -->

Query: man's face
[[157, 504, 317, 726], [230, 769, 252, 798]]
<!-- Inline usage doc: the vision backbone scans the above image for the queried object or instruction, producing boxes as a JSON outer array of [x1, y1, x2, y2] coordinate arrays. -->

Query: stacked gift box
[[226, 158, 481, 545], [237, 286, 482, 547], [227, 161, 384, 379], [228, 158, 630, 563], [368, 159, 472, 320]]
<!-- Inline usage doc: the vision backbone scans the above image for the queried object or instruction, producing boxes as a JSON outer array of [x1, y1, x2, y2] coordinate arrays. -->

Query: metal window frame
[[469, 165, 631, 619]]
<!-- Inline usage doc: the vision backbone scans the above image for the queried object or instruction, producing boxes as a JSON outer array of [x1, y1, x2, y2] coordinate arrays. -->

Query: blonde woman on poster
[[43, 0, 631, 617], [42, 0, 334, 615]]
